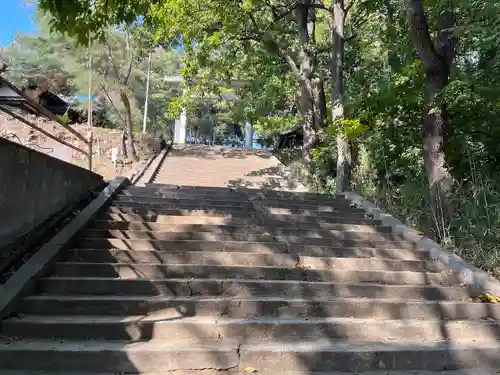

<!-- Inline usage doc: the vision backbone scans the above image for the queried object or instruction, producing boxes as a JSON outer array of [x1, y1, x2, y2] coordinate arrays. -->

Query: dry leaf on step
[[244, 367, 258, 373]]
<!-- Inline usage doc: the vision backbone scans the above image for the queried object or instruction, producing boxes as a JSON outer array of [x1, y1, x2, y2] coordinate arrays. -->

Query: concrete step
[[36, 277, 473, 299], [1, 338, 499, 372], [72, 244, 428, 260], [81, 228, 409, 246], [19, 295, 500, 320], [4, 315, 500, 343], [287, 244, 429, 260], [76, 238, 412, 252], [107, 205, 368, 219], [51, 262, 455, 285], [77, 237, 287, 252], [138, 183, 344, 201], [113, 200, 258, 211], [2, 370, 499, 375], [100, 212, 383, 226], [124, 186, 251, 199], [0, 339, 238, 372], [66, 250, 436, 272], [115, 195, 357, 210], [260, 214, 382, 225], [91, 219, 395, 234]]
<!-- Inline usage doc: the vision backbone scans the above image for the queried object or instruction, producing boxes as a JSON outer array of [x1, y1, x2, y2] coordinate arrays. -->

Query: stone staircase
[[1, 145, 500, 374]]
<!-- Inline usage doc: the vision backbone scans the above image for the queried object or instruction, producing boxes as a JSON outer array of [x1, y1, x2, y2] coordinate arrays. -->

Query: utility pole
[[88, 54, 93, 128], [87, 53, 93, 171], [142, 50, 152, 133]]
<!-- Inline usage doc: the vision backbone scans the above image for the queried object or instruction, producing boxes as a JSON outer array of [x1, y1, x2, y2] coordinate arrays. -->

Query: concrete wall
[[0, 138, 104, 249]]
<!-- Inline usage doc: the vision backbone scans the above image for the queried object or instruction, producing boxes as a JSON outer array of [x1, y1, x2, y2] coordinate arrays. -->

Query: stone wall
[[0, 138, 104, 249]]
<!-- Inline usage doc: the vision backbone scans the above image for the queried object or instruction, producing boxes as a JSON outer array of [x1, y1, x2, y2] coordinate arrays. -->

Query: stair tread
[[100, 214, 382, 226], [83, 228, 394, 237], [92, 219, 393, 234], [37, 275, 464, 287], [52, 262, 455, 285], [6, 314, 499, 325], [2, 371, 499, 375], [55, 261, 434, 271], [78, 237, 409, 247], [92, 219, 387, 229], [2, 338, 500, 351], [21, 295, 488, 304], [68, 249, 428, 259], [0, 338, 235, 351], [64, 250, 436, 270]]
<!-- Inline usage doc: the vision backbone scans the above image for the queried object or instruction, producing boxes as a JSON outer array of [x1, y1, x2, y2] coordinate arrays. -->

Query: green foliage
[[254, 115, 302, 139], [2, 11, 182, 134], [34, 0, 500, 274]]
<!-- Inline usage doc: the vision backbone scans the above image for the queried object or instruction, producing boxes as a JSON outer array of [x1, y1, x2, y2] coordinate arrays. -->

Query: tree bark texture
[[331, 0, 351, 192], [120, 90, 138, 161], [295, 1, 324, 167], [407, 0, 456, 214]]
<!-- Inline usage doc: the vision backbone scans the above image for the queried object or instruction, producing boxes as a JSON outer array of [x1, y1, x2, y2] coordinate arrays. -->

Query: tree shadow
[[168, 144, 273, 160], [151, 145, 290, 189], [225, 166, 308, 191], [2, 183, 500, 373]]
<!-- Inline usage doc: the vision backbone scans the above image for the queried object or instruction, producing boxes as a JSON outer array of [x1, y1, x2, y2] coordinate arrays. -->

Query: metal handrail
[[0, 106, 88, 156], [0, 76, 93, 170]]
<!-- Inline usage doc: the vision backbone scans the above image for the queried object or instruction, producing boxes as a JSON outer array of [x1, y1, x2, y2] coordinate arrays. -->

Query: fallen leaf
[[295, 264, 312, 269], [472, 292, 500, 304], [244, 367, 258, 373]]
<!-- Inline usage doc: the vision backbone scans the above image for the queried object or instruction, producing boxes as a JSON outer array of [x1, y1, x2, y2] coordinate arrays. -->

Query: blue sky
[[0, 0, 36, 46]]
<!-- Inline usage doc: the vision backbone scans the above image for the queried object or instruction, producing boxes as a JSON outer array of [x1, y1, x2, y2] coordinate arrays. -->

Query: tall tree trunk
[[331, 0, 351, 192], [407, 0, 456, 215], [313, 76, 327, 129], [121, 130, 128, 159], [120, 90, 138, 162], [301, 101, 319, 166], [423, 75, 453, 211], [296, 1, 320, 167]]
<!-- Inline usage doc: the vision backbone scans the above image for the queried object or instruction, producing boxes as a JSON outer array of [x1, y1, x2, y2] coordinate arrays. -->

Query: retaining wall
[[0, 138, 103, 249]]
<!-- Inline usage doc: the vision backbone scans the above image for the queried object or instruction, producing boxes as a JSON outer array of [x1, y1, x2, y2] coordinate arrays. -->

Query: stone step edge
[[101, 212, 383, 225], [2, 339, 500, 354], [92, 219, 393, 231], [340, 191, 500, 295], [79, 238, 414, 250], [1, 371, 498, 375], [5, 315, 498, 326], [37, 276, 468, 293], [22, 295, 484, 304], [67, 249, 431, 263], [53, 261, 443, 276], [116, 193, 352, 203], [82, 229, 403, 241]]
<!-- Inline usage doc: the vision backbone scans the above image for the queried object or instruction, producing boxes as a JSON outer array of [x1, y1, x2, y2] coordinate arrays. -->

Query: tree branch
[[345, 34, 358, 42], [106, 37, 122, 83], [100, 83, 126, 126], [345, 0, 355, 15], [407, 0, 441, 70], [122, 30, 134, 85], [436, 7, 457, 68]]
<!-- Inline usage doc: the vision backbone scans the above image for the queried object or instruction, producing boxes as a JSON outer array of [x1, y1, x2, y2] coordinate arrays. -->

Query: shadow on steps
[[2, 184, 500, 373]]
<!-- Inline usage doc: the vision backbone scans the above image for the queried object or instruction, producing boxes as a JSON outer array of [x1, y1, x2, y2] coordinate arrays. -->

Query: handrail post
[[87, 131, 93, 171]]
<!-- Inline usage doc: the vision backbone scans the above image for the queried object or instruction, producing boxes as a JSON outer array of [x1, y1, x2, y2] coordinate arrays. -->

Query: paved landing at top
[[154, 145, 307, 192]]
